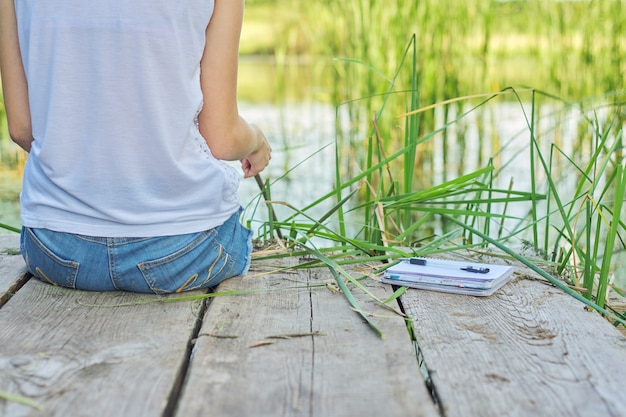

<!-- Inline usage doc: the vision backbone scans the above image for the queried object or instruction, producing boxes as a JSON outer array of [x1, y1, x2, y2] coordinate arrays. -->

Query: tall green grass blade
[[334, 106, 348, 240], [332, 58, 393, 84], [443, 215, 626, 327], [0, 223, 20, 233], [596, 164, 626, 308], [300, 188, 360, 241], [404, 35, 420, 231], [383, 286, 408, 305], [0, 391, 42, 410], [254, 174, 282, 240], [298, 245, 384, 338], [395, 212, 434, 242], [497, 177, 515, 240], [529, 90, 539, 249], [78, 286, 313, 307], [583, 199, 593, 298]]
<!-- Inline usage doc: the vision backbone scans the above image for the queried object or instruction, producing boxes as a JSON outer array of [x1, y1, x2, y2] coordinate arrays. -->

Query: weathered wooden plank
[[306, 265, 437, 417], [402, 275, 626, 417], [0, 279, 205, 417], [0, 234, 20, 252], [176, 258, 439, 417], [0, 234, 29, 306]]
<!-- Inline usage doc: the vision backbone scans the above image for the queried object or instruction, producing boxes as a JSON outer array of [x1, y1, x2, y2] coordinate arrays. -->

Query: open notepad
[[381, 257, 516, 296]]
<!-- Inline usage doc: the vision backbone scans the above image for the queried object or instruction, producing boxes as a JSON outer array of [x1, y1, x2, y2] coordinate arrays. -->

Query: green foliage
[[280, 0, 625, 103], [244, 34, 625, 329]]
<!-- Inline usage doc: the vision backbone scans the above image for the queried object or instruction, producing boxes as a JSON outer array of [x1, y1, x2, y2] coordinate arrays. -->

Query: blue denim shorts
[[20, 208, 252, 294]]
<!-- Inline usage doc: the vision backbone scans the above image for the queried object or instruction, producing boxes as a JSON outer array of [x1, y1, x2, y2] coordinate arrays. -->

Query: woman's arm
[[197, 0, 270, 178], [0, 0, 33, 152]]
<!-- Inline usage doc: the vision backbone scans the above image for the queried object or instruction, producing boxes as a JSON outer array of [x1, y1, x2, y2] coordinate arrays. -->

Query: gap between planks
[[0, 234, 29, 307], [400, 268, 626, 417], [173, 256, 438, 417]]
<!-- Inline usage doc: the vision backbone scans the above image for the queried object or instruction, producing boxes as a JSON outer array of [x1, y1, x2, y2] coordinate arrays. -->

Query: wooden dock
[[1, 233, 626, 417]]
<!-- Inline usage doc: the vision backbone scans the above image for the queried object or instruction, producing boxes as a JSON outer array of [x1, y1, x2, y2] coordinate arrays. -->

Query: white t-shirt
[[15, 0, 242, 237]]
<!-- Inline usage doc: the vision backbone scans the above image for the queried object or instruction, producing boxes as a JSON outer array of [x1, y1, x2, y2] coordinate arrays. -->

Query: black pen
[[404, 257, 490, 274]]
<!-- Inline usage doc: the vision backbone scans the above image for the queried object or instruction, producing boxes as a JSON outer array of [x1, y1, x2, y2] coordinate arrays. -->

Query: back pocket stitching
[[24, 228, 79, 288]]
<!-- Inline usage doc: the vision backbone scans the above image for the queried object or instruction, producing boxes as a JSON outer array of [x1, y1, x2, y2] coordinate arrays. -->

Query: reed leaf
[[77, 285, 313, 308], [297, 245, 384, 338], [0, 223, 20, 233], [596, 164, 626, 308], [443, 215, 626, 328], [0, 391, 42, 410]]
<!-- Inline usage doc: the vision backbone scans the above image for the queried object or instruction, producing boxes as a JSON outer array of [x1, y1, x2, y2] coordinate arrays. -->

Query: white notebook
[[381, 257, 515, 296]]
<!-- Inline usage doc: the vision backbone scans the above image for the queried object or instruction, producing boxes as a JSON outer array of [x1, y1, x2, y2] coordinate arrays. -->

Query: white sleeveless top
[[15, 0, 242, 237]]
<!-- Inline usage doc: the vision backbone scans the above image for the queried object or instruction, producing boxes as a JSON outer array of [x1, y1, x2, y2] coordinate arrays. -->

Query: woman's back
[[16, 0, 241, 237]]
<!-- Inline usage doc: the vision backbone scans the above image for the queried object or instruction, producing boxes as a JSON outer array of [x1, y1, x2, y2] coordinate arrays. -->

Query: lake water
[[0, 99, 620, 239]]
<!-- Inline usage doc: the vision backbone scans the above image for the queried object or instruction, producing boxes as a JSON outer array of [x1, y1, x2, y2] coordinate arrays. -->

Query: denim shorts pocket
[[21, 227, 79, 288], [137, 230, 236, 295]]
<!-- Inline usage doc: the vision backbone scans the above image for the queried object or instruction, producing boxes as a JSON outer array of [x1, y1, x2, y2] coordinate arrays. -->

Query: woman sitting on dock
[[0, 0, 271, 293]]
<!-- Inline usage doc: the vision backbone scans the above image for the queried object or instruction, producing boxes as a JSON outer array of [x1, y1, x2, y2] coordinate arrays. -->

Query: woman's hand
[[241, 125, 271, 178]]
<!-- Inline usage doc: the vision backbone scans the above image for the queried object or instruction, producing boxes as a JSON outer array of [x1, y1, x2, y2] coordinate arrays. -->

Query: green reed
[[244, 33, 626, 328], [285, 0, 624, 104], [252, 88, 625, 329]]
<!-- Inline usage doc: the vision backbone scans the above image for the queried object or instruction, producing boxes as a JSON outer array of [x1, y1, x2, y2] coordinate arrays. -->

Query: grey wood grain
[[175, 258, 438, 417], [0, 234, 29, 306], [402, 276, 626, 417], [0, 280, 204, 417]]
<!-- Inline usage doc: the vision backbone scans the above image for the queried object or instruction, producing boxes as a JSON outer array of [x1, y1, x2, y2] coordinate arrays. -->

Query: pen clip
[[461, 266, 490, 274]]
